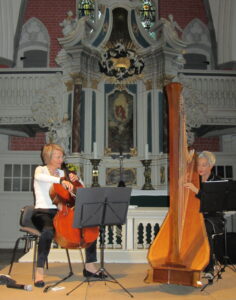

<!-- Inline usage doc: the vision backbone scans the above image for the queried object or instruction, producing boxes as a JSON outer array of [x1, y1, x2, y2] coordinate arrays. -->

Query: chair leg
[[24, 235, 33, 253], [32, 238, 39, 281], [8, 237, 23, 275], [45, 257, 49, 270]]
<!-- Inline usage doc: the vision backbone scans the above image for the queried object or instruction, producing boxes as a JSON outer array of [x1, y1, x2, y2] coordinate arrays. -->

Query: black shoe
[[0, 275, 13, 285], [34, 280, 45, 287], [203, 272, 214, 280], [83, 269, 107, 279]]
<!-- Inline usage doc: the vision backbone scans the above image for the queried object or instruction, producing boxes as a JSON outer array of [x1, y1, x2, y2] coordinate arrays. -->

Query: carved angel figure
[[60, 11, 77, 36]]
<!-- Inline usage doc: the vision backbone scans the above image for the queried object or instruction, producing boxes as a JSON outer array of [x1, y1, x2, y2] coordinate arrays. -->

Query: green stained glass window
[[78, 0, 95, 20], [139, 0, 156, 37]]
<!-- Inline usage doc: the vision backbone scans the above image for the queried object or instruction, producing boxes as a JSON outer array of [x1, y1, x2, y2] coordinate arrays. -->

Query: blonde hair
[[198, 151, 216, 167], [41, 144, 65, 165]]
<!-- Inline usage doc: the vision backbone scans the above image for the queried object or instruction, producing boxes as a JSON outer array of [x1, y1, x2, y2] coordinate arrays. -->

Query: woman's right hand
[[61, 180, 74, 192]]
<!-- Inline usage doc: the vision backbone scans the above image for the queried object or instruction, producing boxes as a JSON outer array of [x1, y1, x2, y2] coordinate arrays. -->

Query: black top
[[195, 172, 224, 217]]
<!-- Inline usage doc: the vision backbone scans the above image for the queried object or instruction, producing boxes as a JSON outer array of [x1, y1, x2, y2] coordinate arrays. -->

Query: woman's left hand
[[69, 172, 79, 182]]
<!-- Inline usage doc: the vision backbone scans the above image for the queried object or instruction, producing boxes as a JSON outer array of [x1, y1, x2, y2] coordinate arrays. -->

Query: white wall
[[221, 135, 236, 153], [0, 135, 41, 248]]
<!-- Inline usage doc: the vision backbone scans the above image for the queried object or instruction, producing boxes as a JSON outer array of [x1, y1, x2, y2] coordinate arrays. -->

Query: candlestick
[[141, 159, 154, 190], [145, 144, 149, 160], [90, 158, 101, 187], [93, 142, 97, 159]]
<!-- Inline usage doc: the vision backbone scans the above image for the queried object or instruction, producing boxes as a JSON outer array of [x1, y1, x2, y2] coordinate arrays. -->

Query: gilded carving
[[144, 80, 152, 90], [106, 168, 136, 186]]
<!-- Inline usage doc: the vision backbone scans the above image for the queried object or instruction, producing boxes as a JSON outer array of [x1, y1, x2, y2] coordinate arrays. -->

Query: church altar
[[130, 189, 169, 207]]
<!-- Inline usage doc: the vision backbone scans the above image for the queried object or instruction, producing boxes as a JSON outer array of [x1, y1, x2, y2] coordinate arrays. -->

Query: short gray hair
[[198, 151, 216, 166]]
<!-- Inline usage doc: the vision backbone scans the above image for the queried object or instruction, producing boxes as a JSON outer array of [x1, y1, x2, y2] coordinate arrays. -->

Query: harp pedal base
[[145, 267, 201, 287]]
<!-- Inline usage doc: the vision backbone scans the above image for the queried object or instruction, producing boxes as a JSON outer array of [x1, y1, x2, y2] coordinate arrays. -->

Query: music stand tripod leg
[[66, 246, 93, 296], [100, 266, 134, 298], [67, 226, 134, 297], [70, 187, 133, 297], [201, 254, 224, 292], [66, 279, 87, 296], [221, 218, 236, 272], [95, 225, 134, 298], [201, 268, 221, 292], [201, 231, 224, 292]]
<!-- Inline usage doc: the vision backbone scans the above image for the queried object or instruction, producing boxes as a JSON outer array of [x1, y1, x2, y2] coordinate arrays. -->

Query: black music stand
[[200, 180, 236, 291], [225, 180, 236, 211], [199, 180, 229, 213], [66, 187, 133, 298]]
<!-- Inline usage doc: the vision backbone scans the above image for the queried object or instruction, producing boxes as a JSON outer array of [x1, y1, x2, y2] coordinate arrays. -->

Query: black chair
[[8, 205, 42, 280], [8, 205, 73, 284]]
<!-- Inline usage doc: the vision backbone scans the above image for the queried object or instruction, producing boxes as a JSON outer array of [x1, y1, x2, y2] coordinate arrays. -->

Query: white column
[[126, 217, 134, 250], [0, 0, 22, 64], [209, 0, 236, 65]]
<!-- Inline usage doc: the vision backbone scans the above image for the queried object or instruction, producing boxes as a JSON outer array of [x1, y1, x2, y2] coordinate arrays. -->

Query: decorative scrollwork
[[31, 73, 71, 152], [99, 42, 144, 82], [178, 74, 208, 145]]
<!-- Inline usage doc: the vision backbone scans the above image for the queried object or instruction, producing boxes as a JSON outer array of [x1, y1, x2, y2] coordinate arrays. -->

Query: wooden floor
[[1, 261, 236, 300]]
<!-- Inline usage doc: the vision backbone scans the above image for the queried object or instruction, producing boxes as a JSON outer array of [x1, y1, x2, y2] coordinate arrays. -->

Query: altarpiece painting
[[107, 89, 134, 153]]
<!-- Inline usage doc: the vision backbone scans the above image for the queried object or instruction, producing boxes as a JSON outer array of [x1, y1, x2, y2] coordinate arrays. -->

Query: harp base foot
[[144, 267, 202, 287]]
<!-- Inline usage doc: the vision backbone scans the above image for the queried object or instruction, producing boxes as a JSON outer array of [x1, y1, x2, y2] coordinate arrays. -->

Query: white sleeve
[[79, 178, 85, 187], [34, 166, 61, 184]]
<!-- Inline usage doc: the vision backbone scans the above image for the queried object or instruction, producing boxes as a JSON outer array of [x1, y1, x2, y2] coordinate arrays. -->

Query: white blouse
[[34, 165, 64, 209]]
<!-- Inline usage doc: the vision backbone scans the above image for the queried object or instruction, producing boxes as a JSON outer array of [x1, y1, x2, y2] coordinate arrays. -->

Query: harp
[[145, 82, 210, 287]]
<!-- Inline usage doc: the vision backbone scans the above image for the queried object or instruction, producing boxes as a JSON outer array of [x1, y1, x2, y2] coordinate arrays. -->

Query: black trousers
[[32, 209, 97, 268], [204, 214, 224, 273]]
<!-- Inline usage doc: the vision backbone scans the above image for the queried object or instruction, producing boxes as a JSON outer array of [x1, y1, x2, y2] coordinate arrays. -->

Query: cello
[[145, 82, 210, 287], [50, 166, 99, 249]]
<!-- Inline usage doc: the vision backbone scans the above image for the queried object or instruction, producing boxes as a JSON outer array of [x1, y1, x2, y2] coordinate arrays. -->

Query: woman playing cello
[[32, 143, 101, 287]]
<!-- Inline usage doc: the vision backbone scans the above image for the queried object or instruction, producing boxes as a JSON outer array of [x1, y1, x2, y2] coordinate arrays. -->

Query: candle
[[145, 144, 149, 159], [93, 142, 97, 159]]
